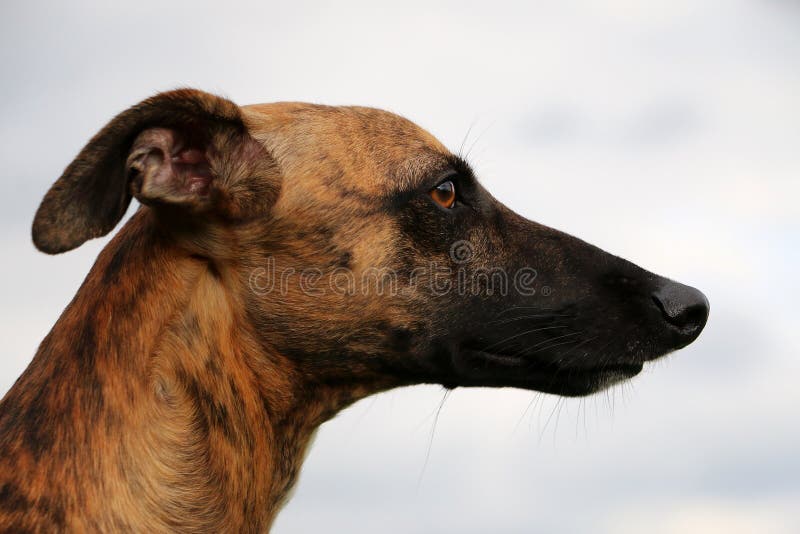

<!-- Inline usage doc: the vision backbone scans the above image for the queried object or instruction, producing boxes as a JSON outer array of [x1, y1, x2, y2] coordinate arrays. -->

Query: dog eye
[[430, 180, 456, 209]]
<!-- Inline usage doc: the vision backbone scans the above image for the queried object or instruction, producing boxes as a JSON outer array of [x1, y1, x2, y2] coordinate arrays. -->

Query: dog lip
[[458, 345, 646, 376], [569, 362, 644, 378], [452, 346, 644, 396], [550, 362, 644, 396], [468, 349, 526, 366], [459, 346, 527, 367]]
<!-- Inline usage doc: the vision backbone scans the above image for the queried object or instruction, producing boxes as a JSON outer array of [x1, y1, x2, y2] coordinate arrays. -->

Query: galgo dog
[[0, 89, 709, 532]]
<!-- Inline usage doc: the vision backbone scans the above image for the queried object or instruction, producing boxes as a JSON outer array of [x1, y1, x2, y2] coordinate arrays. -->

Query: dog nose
[[652, 282, 709, 334]]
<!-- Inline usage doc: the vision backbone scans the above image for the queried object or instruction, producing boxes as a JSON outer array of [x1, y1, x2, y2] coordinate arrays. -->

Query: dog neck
[[0, 209, 367, 531]]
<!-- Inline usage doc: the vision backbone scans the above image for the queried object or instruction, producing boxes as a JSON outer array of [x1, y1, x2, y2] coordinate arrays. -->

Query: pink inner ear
[[172, 147, 212, 196], [127, 128, 213, 205]]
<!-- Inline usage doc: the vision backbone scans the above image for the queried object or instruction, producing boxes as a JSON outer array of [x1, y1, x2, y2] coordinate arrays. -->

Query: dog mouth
[[450, 345, 645, 396], [430, 275, 707, 397]]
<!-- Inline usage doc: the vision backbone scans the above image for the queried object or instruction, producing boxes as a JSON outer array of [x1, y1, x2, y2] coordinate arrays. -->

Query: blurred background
[[1, 1, 798, 532]]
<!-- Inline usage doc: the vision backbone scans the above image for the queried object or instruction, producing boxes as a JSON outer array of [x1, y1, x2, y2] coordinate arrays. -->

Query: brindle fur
[[0, 89, 708, 532]]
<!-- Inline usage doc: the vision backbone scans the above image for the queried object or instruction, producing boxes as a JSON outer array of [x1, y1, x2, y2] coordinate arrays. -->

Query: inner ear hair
[[126, 127, 215, 211], [31, 89, 245, 254]]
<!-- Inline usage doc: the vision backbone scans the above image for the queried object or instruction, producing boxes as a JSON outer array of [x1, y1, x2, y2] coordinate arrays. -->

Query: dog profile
[[0, 89, 709, 532]]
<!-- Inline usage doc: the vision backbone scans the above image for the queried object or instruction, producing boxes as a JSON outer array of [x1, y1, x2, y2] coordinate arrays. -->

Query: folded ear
[[32, 88, 276, 254]]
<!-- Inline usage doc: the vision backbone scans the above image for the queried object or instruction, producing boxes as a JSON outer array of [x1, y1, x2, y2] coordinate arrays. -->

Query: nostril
[[652, 282, 710, 333], [651, 294, 667, 316], [681, 302, 708, 330]]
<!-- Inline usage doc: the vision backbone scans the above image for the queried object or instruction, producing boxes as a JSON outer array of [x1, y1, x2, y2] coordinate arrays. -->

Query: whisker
[[464, 120, 494, 161], [513, 392, 540, 436], [417, 390, 450, 489], [535, 334, 597, 396], [553, 395, 567, 446], [457, 119, 478, 158], [478, 325, 570, 353], [539, 396, 563, 445], [554, 335, 598, 366], [488, 314, 573, 325], [495, 306, 572, 317], [523, 333, 584, 355]]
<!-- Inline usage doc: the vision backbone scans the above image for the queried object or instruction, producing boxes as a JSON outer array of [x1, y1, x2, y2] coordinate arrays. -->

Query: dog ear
[[32, 88, 276, 254]]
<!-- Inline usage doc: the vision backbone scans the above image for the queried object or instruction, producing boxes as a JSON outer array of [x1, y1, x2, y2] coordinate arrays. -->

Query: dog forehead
[[241, 102, 451, 192]]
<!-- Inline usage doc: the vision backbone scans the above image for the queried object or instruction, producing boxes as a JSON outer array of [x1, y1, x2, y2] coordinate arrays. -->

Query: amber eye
[[430, 180, 456, 209]]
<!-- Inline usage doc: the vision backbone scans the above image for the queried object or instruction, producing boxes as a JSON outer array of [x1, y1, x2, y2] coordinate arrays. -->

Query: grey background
[[1, 1, 798, 532]]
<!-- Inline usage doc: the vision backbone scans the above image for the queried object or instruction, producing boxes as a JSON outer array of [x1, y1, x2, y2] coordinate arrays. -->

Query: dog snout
[[651, 281, 710, 338]]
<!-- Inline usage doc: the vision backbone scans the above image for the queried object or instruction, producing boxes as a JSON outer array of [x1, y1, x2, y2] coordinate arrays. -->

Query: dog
[[0, 89, 708, 532]]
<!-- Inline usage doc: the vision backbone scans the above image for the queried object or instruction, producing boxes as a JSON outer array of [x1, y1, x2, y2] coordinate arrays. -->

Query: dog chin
[[534, 362, 645, 397], [448, 347, 645, 397], [582, 364, 644, 393]]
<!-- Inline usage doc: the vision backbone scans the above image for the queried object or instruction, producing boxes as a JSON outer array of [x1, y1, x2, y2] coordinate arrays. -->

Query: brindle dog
[[0, 89, 708, 532]]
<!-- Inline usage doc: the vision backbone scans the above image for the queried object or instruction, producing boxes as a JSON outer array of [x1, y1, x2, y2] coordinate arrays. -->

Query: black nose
[[652, 282, 709, 334]]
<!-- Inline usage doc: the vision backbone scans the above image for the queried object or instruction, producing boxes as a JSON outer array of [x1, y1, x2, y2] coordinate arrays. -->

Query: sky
[[1, 1, 799, 532]]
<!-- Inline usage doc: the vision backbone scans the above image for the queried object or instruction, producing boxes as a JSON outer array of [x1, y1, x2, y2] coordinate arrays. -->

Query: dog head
[[33, 89, 708, 398]]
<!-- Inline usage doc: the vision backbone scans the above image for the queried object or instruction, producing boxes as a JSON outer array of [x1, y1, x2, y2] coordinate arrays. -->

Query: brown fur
[[0, 88, 709, 532], [0, 90, 459, 532]]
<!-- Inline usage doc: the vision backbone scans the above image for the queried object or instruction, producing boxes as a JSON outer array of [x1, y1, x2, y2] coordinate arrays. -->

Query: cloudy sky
[[1, 1, 798, 532]]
